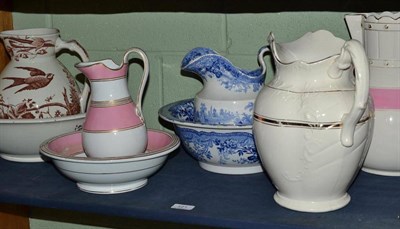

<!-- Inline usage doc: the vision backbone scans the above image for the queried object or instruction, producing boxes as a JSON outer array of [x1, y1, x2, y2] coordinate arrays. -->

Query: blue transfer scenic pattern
[[168, 99, 195, 122], [167, 99, 254, 125], [181, 47, 265, 93], [175, 127, 259, 165], [195, 102, 254, 125]]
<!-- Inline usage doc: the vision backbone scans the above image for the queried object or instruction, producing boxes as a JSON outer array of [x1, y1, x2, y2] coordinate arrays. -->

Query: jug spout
[[345, 14, 364, 43], [181, 47, 268, 93], [181, 46, 269, 125]]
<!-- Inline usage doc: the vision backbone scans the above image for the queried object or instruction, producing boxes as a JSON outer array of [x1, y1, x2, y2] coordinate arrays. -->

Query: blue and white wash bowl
[[159, 99, 263, 175], [181, 47, 269, 126]]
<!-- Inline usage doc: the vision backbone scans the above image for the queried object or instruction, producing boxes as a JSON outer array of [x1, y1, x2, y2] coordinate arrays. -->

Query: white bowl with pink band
[[40, 129, 180, 194]]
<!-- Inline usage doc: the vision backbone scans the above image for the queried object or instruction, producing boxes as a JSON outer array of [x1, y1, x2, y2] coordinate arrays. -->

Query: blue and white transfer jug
[[181, 47, 269, 125]]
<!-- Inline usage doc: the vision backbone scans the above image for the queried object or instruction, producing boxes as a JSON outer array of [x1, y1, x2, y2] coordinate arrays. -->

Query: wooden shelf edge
[[0, 13, 28, 229], [0, 203, 30, 229], [0, 10, 12, 71]]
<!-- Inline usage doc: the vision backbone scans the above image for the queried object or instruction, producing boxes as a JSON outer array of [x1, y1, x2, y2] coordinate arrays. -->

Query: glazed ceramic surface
[[345, 12, 400, 176], [159, 99, 262, 175], [181, 47, 269, 125], [0, 113, 85, 162], [40, 129, 180, 194], [75, 48, 149, 158], [253, 30, 373, 212], [0, 28, 89, 119]]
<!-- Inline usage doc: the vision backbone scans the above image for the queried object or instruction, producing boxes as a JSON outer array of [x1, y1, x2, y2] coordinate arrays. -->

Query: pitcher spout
[[181, 47, 268, 93], [268, 30, 346, 65]]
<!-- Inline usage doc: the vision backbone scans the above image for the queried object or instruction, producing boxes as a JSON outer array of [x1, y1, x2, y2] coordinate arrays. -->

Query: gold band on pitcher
[[253, 113, 371, 129], [89, 75, 126, 82], [83, 122, 144, 133], [90, 97, 133, 108]]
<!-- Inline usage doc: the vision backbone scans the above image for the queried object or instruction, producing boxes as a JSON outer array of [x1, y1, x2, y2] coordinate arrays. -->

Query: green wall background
[[11, 11, 349, 228]]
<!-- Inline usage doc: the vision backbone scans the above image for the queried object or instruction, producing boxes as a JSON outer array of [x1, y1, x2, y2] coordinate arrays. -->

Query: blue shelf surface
[[0, 148, 399, 228]]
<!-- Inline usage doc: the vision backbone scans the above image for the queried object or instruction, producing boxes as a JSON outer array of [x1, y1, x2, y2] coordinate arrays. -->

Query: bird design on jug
[[181, 47, 267, 93], [3, 36, 54, 61], [0, 66, 81, 119], [2, 67, 54, 93]]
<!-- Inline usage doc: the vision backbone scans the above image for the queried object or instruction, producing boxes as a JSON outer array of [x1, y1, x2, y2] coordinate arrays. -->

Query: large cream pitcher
[[345, 12, 400, 176], [253, 30, 373, 212]]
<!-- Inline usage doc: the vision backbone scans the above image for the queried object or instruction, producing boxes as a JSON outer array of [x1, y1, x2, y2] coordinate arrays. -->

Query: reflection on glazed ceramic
[[176, 127, 258, 165], [345, 11, 400, 176], [181, 46, 269, 125], [0, 28, 89, 119], [159, 99, 262, 175]]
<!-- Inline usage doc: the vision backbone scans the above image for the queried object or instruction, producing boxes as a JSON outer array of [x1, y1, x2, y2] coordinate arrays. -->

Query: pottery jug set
[[0, 29, 151, 160], [1, 12, 399, 212]]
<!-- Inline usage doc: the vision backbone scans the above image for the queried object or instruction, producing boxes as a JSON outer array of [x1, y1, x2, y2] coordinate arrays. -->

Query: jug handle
[[328, 40, 369, 147], [258, 46, 270, 75], [123, 48, 149, 121], [55, 38, 90, 112]]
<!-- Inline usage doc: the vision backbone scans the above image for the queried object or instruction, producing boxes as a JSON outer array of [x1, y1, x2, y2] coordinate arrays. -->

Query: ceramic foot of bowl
[[273, 192, 351, 213], [199, 162, 263, 175], [77, 179, 148, 194], [0, 153, 44, 163], [361, 168, 400, 177]]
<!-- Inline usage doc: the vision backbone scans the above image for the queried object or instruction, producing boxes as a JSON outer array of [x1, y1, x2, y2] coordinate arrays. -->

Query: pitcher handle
[[328, 40, 369, 147], [123, 48, 149, 121], [55, 38, 90, 112], [257, 45, 270, 75]]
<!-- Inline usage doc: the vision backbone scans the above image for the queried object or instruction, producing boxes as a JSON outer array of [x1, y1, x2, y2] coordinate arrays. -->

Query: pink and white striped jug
[[345, 12, 400, 176], [75, 48, 149, 158]]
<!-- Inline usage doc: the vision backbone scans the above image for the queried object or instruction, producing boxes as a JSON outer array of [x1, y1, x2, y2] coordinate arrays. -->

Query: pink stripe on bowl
[[370, 88, 400, 109]]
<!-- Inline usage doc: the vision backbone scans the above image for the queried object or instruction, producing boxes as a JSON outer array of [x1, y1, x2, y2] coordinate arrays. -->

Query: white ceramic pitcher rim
[[0, 28, 60, 37], [181, 47, 269, 77], [268, 30, 345, 66], [75, 59, 124, 71], [348, 11, 400, 20]]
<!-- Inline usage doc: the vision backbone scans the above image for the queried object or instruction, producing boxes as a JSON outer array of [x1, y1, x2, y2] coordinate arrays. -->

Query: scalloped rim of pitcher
[[181, 48, 267, 78], [354, 11, 400, 20], [268, 30, 345, 66]]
